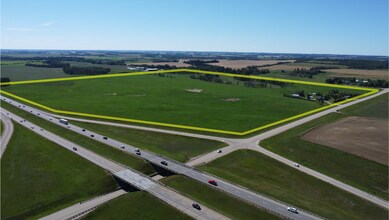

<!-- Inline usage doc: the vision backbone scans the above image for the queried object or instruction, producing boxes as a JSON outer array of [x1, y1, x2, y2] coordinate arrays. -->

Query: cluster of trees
[[63, 64, 110, 75], [288, 68, 323, 78], [1, 77, 10, 87], [2, 55, 126, 66], [25, 60, 68, 68], [184, 59, 219, 66], [189, 74, 224, 83], [325, 77, 388, 88], [324, 90, 356, 102], [131, 64, 175, 70], [188, 64, 271, 76]]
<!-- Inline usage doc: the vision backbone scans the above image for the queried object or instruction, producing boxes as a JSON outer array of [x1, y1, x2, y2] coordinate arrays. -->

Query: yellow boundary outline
[[0, 68, 378, 136]]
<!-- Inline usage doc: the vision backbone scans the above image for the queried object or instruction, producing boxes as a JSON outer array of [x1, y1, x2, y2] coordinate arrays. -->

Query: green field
[[1, 64, 71, 81], [261, 93, 388, 199], [2, 72, 364, 132], [84, 192, 192, 220], [1, 123, 118, 219], [161, 175, 280, 220], [71, 121, 226, 162], [1, 101, 155, 175], [200, 150, 387, 220]]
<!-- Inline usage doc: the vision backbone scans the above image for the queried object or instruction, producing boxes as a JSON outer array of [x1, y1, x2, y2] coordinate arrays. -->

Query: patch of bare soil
[[301, 116, 388, 165], [222, 98, 240, 102]]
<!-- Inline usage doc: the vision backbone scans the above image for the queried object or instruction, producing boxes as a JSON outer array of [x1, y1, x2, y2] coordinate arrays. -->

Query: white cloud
[[41, 21, 55, 27], [7, 28, 37, 32]]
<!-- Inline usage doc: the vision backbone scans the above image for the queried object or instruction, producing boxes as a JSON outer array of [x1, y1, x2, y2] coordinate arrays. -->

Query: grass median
[[161, 175, 280, 220], [83, 191, 192, 220], [71, 120, 227, 162]]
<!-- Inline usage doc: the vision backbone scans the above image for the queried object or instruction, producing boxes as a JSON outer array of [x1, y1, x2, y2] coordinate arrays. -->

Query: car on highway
[[82, 129, 86, 132], [287, 207, 298, 214], [90, 134, 94, 137], [294, 163, 300, 167], [73, 147, 77, 151], [217, 149, 222, 153], [30, 126, 34, 129], [192, 203, 201, 210], [120, 146, 125, 149], [136, 151, 141, 155], [103, 136, 108, 140], [134, 148, 140, 152], [208, 180, 218, 186], [161, 161, 168, 166], [37, 113, 40, 116]]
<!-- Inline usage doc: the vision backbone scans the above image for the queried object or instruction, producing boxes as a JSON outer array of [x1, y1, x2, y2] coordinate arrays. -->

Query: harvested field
[[325, 68, 388, 79], [301, 116, 388, 165], [266, 62, 344, 71], [128, 62, 191, 67], [209, 59, 294, 69]]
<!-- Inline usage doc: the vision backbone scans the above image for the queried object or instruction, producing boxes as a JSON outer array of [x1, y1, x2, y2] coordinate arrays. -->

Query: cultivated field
[[301, 116, 388, 165], [266, 62, 345, 70], [261, 93, 388, 199], [325, 68, 388, 79], [209, 59, 294, 69], [2, 72, 364, 132]]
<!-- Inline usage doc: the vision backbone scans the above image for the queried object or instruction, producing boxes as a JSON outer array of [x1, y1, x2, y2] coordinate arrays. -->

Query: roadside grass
[[161, 175, 280, 220], [261, 93, 388, 200], [1, 101, 155, 175], [341, 92, 388, 119], [200, 150, 388, 220], [83, 191, 192, 220], [2, 72, 364, 132], [70, 121, 227, 162], [1, 123, 118, 220], [0, 120, 3, 135]]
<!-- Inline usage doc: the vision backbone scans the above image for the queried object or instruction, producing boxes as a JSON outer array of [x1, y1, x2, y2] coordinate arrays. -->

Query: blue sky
[[1, 0, 388, 55]]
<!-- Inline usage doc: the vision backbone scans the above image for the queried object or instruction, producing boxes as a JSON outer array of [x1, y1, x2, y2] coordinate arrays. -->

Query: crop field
[[1, 64, 71, 81], [301, 116, 388, 165], [261, 93, 388, 199], [325, 68, 388, 79], [1, 70, 369, 135]]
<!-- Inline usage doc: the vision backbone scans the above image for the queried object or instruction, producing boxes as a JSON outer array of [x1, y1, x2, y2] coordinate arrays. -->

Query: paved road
[[185, 90, 389, 209], [0, 113, 14, 158], [1, 107, 228, 220], [1, 95, 321, 220], [41, 189, 127, 220]]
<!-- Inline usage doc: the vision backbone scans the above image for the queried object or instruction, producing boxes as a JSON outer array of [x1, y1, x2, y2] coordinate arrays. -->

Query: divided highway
[[1, 95, 321, 220], [0, 108, 229, 220]]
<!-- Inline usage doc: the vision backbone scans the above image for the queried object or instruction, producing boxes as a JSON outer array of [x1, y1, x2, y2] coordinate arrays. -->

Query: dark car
[[103, 136, 108, 140], [90, 134, 94, 137], [73, 147, 77, 151], [120, 146, 125, 149], [136, 151, 141, 156], [161, 161, 168, 166], [208, 180, 218, 186], [82, 129, 86, 132], [192, 203, 201, 210]]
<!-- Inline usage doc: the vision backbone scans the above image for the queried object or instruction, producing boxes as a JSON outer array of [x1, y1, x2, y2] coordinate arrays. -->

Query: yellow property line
[[0, 69, 378, 136]]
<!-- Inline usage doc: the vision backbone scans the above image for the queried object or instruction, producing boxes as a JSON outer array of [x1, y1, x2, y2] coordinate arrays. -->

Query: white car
[[287, 207, 298, 214], [294, 163, 300, 167]]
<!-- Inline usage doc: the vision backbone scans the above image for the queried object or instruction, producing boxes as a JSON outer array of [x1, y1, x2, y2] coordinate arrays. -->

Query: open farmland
[[209, 59, 294, 68], [325, 68, 388, 79], [129, 61, 192, 67], [301, 116, 388, 165], [1, 72, 365, 133]]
